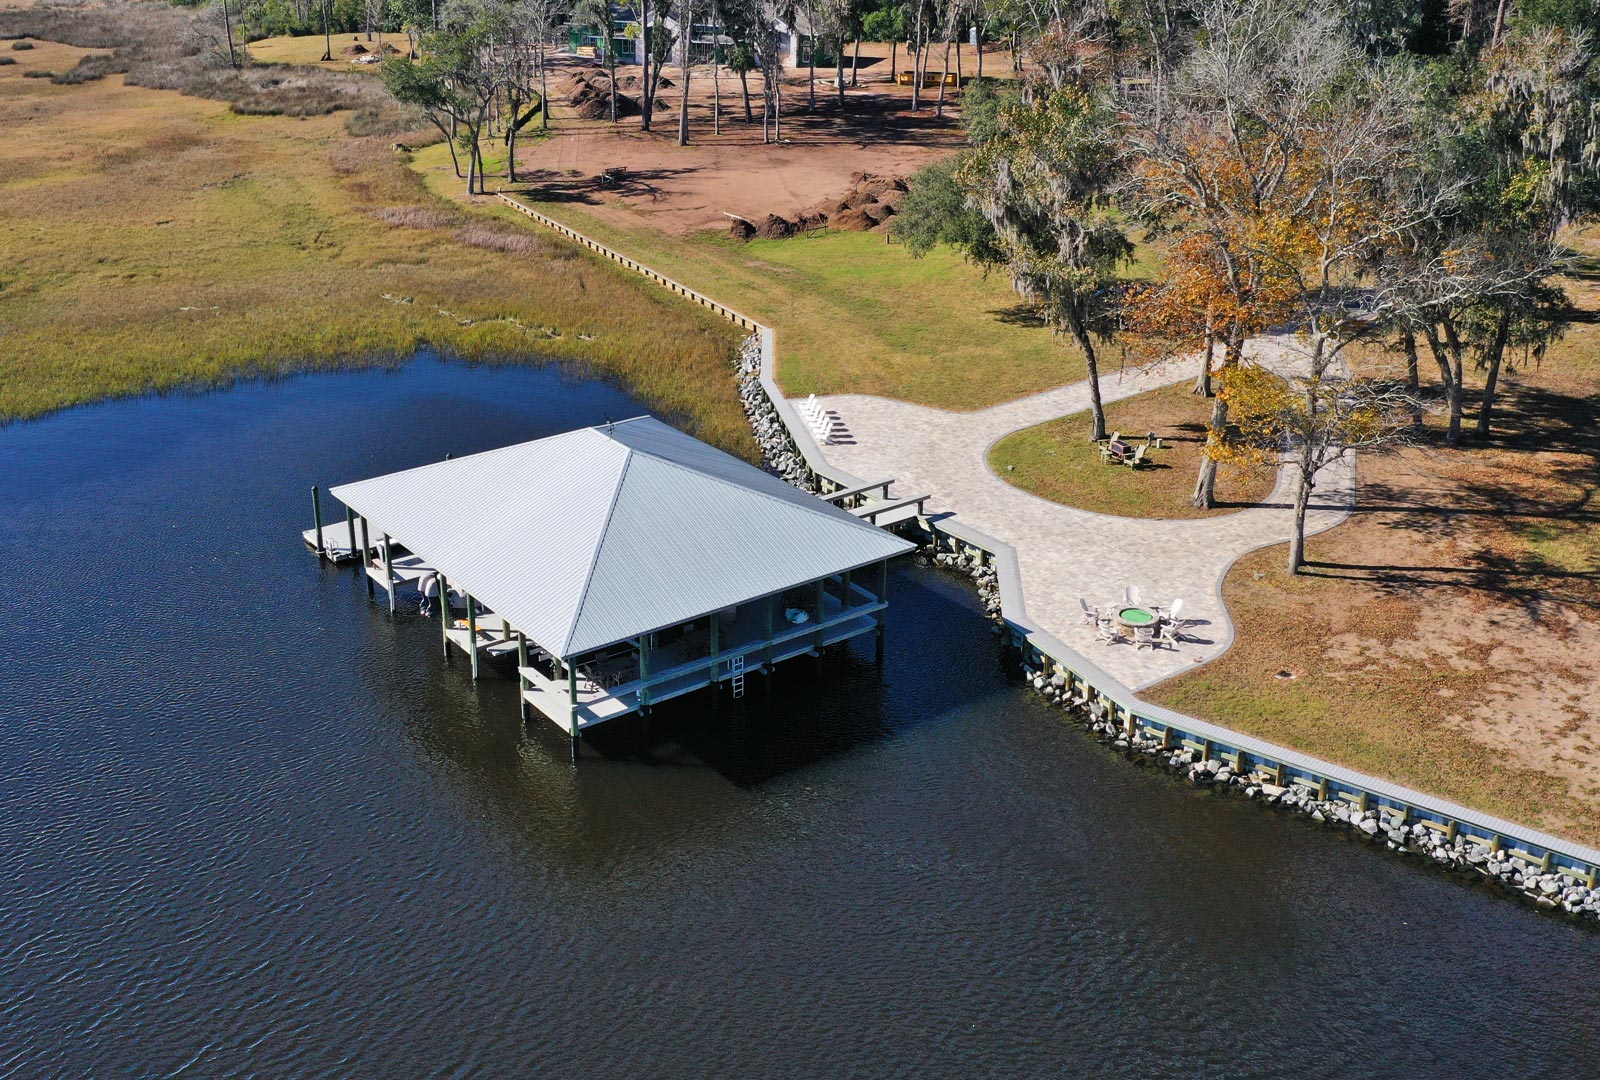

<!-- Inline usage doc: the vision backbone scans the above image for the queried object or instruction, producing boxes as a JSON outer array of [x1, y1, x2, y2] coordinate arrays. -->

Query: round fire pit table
[[1116, 606, 1157, 629]]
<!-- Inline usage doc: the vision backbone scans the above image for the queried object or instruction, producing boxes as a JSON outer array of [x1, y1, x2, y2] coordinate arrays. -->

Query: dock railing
[[493, 190, 1600, 885]]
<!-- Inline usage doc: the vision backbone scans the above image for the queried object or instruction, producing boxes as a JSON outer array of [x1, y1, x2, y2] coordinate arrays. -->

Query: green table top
[[1117, 606, 1156, 626]]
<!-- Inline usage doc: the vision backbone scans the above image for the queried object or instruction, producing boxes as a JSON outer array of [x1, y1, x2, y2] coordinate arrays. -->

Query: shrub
[[0, 56, 14, 66], [11, 38, 34, 50], [22, 69, 55, 78], [454, 226, 551, 257], [371, 205, 458, 230]]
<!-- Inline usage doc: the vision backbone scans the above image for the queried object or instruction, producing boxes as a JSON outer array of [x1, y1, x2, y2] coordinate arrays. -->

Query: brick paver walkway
[[808, 337, 1355, 689]]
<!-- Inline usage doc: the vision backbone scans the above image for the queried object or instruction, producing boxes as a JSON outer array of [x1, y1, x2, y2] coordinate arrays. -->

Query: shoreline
[[497, 190, 1600, 922]]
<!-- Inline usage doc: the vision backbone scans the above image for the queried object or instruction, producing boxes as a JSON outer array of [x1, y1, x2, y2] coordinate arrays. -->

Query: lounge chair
[[1079, 598, 1100, 625]]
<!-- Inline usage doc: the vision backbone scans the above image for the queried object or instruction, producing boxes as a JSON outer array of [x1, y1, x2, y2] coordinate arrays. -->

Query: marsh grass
[[0, 2, 414, 132], [0, 35, 752, 455]]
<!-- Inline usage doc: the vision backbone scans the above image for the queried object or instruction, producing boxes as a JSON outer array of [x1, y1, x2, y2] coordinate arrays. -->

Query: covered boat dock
[[308, 417, 915, 757]]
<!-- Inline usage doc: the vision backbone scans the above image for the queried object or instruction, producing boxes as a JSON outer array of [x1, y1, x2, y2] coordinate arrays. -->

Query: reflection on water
[[1, 354, 1597, 1079]]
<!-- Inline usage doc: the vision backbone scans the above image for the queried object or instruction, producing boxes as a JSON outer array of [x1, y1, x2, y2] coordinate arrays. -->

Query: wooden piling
[[438, 574, 451, 660], [466, 594, 480, 680], [381, 533, 396, 615], [344, 506, 356, 565], [360, 517, 374, 598], [516, 633, 530, 722], [311, 485, 325, 556]]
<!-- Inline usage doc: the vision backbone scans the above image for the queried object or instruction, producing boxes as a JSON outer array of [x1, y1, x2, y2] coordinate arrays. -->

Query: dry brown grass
[[1146, 260, 1600, 844], [0, 28, 752, 454]]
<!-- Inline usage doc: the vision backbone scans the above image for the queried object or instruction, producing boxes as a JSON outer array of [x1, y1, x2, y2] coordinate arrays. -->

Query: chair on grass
[[1122, 444, 1148, 469]]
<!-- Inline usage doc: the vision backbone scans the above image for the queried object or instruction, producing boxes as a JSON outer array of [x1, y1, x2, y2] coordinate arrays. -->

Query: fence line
[[494, 191, 1600, 885]]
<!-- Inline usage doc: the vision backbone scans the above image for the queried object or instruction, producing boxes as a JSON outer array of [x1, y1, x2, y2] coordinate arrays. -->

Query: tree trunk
[[540, 46, 550, 130], [1400, 326, 1422, 430], [935, 37, 951, 116], [1288, 472, 1312, 574], [739, 67, 752, 122], [851, 34, 860, 86], [320, 0, 331, 61], [1475, 307, 1513, 438], [1425, 324, 1464, 448], [836, 35, 845, 105], [910, 10, 921, 110], [507, 121, 517, 183], [677, 1, 692, 145], [221, 0, 238, 69], [712, 2, 721, 135], [807, 31, 817, 111], [976, 24, 983, 78], [1192, 332, 1241, 507], [1193, 325, 1214, 396], [608, 48, 617, 122], [1067, 305, 1107, 442], [641, 10, 652, 132], [889, 39, 897, 82]]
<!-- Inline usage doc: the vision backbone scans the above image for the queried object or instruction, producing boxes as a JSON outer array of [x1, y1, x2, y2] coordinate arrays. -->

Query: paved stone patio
[[805, 337, 1355, 689]]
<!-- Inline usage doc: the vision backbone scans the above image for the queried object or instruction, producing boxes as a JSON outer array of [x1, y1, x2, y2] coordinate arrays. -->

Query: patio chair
[[1079, 598, 1100, 625], [1133, 625, 1157, 651], [1095, 617, 1120, 646], [1124, 584, 1141, 607], [1122, 444, 1149, 469], [1158, 623, 1182, 650]]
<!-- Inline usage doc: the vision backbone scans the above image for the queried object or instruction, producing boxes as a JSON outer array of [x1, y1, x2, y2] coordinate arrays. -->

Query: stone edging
[[493, 191, 1600, 919]]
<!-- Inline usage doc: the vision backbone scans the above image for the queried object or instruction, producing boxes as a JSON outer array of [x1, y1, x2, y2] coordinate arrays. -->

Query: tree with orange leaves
[[1118, 0, 1439, 507]]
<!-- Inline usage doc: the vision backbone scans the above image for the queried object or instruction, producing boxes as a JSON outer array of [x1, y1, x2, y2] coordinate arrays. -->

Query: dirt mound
[[829, 208, 876, 231], [730, 171, 910, 242], [727, 217, 756, 241], [340, 42, 368, 56], [380, 42, 401, 54], [754, 214, 796, 240]]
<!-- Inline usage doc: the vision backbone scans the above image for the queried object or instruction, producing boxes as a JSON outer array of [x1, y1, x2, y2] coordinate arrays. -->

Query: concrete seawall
[[495, 191, 1600, 914]]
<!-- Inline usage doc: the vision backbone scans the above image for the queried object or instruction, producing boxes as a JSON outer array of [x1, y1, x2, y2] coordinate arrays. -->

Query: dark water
[[2, 355, 1596, 1079]]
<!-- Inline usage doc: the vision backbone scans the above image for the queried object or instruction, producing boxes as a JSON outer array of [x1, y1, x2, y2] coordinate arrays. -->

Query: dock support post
[[709, 612, 721, 713], [466, 594, 480, 680], [344, 506, 356, 564], [639, 635, 651, 710], [381, 533, 396, 615], [763, 597, 774, 671], [517, 633, 530, 722], [311, 485, 325, 557], [813, 579, 826, 654], [439, 574, 452, 661], [567, 664, 580, 763], [875, 560, 888, 669], [360, 518, 374, 598]]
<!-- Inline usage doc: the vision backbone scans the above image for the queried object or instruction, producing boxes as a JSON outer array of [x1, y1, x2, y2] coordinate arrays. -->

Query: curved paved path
[[808, 336, 1355, 689]]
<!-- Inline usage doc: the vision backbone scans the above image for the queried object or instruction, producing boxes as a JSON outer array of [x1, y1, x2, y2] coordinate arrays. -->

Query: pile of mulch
[[729, 172, 909, 241], [565, 68, 651, 119]]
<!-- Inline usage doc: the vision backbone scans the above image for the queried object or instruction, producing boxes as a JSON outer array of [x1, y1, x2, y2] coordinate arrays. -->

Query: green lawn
[[988, 382, 1276, 518], [413, 146, 1108, 409]]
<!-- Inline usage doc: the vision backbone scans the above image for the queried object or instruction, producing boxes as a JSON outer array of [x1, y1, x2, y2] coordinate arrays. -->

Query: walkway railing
[[494, 191, 1600, 885]]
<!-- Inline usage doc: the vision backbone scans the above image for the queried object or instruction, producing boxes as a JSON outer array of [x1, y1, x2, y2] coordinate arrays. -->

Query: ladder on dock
[[730, 654, 745, 700]]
